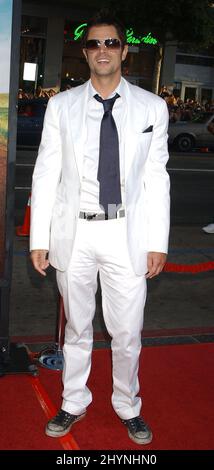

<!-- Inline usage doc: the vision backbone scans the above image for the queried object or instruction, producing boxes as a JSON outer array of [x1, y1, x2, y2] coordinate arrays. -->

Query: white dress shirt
[[80, 79, 126, 213]]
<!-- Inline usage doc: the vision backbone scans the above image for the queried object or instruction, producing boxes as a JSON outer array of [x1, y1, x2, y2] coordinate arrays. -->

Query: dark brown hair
[[82, 9, 127, 47]]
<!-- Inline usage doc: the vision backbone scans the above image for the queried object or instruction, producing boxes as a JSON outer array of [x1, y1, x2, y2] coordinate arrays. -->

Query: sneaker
[[45, 409, 86, 437], [202, 223, 214, 234], [122, 416, 153, 445]]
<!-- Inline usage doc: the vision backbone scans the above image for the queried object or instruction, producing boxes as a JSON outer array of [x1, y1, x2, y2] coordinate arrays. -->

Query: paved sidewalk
[[9, 225, 214, 344]]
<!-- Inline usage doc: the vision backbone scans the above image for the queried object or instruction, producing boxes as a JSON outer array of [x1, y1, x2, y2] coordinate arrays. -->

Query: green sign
[[126, 28, 157, 45], [73, 23, 87, 41], [71, 23, 158, 45]]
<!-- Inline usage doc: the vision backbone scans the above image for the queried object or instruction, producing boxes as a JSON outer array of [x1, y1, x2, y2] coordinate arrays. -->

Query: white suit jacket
[[30, 78, 170, 275]]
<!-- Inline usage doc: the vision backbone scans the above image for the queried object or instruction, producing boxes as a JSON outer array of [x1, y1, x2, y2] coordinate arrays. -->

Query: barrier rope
[[164, 261, 214, 274]]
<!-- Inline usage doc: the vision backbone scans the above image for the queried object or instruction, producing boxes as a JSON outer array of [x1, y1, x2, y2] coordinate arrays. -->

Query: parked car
[[168, 112, 214, 152], [17, 98, 47, 147]]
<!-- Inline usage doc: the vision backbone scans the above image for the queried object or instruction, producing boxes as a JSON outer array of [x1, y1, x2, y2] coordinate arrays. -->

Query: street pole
[[0, 0, 37, 376]]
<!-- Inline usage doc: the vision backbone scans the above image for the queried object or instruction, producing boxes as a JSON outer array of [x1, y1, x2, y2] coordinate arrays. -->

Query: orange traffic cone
[[16, 194, 31, 236]]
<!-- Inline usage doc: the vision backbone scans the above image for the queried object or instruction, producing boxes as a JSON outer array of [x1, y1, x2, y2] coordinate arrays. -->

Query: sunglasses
[[85, 38, 122, 51]]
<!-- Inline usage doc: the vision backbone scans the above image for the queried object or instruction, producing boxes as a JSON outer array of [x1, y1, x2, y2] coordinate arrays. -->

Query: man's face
[[83, 25, 128, 79]]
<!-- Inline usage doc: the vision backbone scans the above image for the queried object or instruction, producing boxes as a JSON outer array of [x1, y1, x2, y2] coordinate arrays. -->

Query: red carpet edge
[[29, 376, 80, 450]]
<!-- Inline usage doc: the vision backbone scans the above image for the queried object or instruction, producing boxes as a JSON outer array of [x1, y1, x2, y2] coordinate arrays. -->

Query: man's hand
[[30, 249, 49, 276], [146, 252, 167, 279]]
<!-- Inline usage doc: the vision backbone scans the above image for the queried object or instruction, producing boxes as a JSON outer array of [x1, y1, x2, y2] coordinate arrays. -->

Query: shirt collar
[[88, 78, 124, 102]]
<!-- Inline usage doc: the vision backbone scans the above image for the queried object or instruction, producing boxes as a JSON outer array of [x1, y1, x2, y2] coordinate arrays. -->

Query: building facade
[[161, 43, 214, 104], [20, 1, 159, 93], [21, 1, 214, 103]]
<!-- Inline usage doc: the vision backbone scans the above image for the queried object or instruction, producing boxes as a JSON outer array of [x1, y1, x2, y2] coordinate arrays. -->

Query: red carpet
[[0, 343, 214, 450], [0, 374, 62, 450]]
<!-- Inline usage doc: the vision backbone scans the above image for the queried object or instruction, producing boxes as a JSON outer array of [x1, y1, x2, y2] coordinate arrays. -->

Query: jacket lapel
[[67, 81, 89, 179], [123, 79, 148, 181]]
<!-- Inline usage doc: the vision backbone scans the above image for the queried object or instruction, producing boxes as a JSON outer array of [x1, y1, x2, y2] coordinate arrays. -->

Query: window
[[21, 16, 47, 38], [19, 16, 47, 90], [176, 54, 214, 67], [201, 89, 212, 103], [184, 87, 197, 102]]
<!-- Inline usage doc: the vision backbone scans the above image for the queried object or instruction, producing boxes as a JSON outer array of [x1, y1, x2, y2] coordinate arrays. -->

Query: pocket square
[[142, 125, 153, 133]]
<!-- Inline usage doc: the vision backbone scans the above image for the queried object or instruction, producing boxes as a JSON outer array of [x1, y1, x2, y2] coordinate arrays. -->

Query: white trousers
[[56, 217, 147, 420]]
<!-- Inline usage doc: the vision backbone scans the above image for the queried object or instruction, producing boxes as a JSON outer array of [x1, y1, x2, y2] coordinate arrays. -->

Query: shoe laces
[[122, 416, 147, 433], [53, 409, 73, 424]]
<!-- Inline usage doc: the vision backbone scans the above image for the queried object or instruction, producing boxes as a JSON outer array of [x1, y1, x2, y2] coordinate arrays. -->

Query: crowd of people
[[159, 85, 214, 123], [17, 80, 85, 101], [18, 85, 57, 100], [18, 84, 214, 125]]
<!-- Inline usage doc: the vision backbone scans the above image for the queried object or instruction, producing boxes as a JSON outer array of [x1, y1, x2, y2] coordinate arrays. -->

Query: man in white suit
[[30, 10, 170, 445]]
